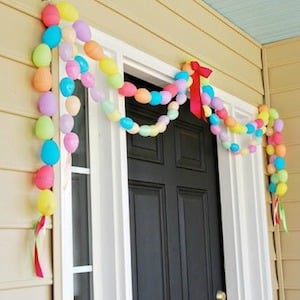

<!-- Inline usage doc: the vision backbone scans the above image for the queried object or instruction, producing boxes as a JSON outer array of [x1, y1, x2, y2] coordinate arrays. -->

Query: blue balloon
[[230, 143, 240, 153], [174, 71, 189, 81], [42, 25, 62, 49], [59, 77, 75, 97], [246, 123, 255, 134], [202, 85, 215, 98], [119, 117, 134, 130], [269, 182, 276, 194], [255, 129, 263, 137], [41, 140, 60, 165], [274, 157, 286, 170], [209, 113, 220, 125], [74, 55, 89, 73], [149, 91, 162, 106]]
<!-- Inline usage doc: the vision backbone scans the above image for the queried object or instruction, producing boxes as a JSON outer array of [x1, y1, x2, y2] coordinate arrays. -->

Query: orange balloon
[[275, 144, 286, 157], [134, 88, 151, 104], [181, 62, 194, 75], [32, 67, 52, 92], [224, 116, 237, 127], [258, 104, 269, 112], [84, 40, 105, 60]]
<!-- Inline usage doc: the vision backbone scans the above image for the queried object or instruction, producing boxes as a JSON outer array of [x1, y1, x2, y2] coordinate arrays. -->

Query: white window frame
[[53, 27, 273, 300]]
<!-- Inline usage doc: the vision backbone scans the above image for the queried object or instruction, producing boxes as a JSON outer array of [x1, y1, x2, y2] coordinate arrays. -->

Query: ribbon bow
[[189, 61, 212, 120]]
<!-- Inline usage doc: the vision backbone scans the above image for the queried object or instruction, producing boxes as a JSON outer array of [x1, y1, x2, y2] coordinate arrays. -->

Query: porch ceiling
[[202, 0, 300, 44]]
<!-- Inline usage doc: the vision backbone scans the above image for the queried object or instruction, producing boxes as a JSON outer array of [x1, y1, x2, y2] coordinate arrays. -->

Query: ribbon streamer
[[279, 201, 288, 233], [189, 61, 212, 120], [34, 215, 46, 278], [273, 196, 280, 226]]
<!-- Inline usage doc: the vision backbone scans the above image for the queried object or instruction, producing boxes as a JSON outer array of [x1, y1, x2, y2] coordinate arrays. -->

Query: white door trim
[[55, 27, 273, 300]]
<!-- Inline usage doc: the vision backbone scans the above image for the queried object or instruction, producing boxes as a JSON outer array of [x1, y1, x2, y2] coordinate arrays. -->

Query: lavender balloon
[[60, 114, 74, 133], [38, 91, 58, 116]]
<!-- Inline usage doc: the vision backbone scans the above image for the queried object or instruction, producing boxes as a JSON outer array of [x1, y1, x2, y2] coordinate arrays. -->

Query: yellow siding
[[263, 37, 300, 300]]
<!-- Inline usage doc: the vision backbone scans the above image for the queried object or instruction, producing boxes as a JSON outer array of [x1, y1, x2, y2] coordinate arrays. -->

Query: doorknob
[[216, 290, 226, 300]]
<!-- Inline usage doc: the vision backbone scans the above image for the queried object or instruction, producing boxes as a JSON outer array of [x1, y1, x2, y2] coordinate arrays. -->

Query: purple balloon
[[38, 91, 58, 116], [72, 20, 91, 42], [64, 132, 79, 153], [274, 119, 284, 132], [90, 86, 104, 103], [211, 97, 224, 110], [59, 42, 73, 61], [175, 79, 187, 92], [160, 91, 172, 105], [60, 114, 74, 133]]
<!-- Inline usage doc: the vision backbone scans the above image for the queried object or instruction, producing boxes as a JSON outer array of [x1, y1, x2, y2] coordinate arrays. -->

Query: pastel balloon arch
[[31, 1, 288, 277]]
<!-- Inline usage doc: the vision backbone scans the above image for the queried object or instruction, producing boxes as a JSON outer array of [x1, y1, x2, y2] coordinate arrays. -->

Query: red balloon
[[41, 4, 60, 27], [34, 165, 54, 190]]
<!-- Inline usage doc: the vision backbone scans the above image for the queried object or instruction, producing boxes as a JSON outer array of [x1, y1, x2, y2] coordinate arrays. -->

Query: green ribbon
[[279, 200, 288, 233]]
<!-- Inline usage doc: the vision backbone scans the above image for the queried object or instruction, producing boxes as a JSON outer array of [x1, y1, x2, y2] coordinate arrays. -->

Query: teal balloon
[[35, 116, 55, 140], [270, 173, 279, 184], [101, 100, 115, 114], [32, 43, 52, 67], [59, 77, 75, 97], [139, 125, 151, 137], [230, 143, 240, 153], [41, 140, 60, 165], [74, 55, 89, 73], [119, 117, 134, 130], [269, 182, 276, 194], [209, 113, 220, 125], [202, 85, 214, 98], [174, 71, 189, 81], [274, 157, 286, 170], [150, 91, 162, 106], [42, 25, 62, 48]]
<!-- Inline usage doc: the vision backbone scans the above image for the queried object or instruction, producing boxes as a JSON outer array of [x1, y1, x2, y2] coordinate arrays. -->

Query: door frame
[[55, 27, 273, 300]]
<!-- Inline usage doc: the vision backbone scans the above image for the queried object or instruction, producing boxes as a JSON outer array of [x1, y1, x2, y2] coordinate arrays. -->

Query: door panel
[[126, 74, 225, 300]]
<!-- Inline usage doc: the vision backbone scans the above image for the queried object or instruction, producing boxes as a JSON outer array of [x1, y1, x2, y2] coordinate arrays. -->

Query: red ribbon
[[273, 196, 280, 226], [34, 215, 46, 278], [189, 61, 212, 120]]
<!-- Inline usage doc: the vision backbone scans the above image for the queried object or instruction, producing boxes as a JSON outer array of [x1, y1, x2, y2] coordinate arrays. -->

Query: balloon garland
[[31, 1, 288, 277]]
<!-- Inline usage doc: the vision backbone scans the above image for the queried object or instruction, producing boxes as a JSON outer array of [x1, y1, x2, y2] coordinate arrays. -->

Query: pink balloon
[[90, 86, 105, 103], [201, 92, 211, 105], [34, 165, 54, 189], [59, 42, 73, 61], [210, 125, 221, 135], [72, 20, 91, 42], [38, 91, 57, 116], [60, 114, 74, 133], [66, 60, 80, 79], [81, 72, 95, 88], [118, 82, 137, 97], [64, 132, 79, 153]]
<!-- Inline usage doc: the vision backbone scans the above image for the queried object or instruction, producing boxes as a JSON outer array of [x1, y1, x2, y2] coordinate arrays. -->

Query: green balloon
[[107, 73, 124, 89], [278, 169, 288, 183], [32, 43, 52, 67], [35, 116, 55, 140]]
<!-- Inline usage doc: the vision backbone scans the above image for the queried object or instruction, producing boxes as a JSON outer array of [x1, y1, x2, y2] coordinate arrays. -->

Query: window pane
[[74, 272, 93, 300], [72, 80, 89, 168], [72, 173, 91, 266]]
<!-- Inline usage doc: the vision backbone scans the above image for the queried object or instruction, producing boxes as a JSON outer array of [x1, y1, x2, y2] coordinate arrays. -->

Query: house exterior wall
[[0, 0, 269, 299], [263, 37, 300, 300]]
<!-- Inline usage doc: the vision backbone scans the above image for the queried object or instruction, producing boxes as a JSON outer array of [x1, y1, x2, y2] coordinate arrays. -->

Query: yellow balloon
[[203, 105, 212, 117], [276, 182, 288, 197], [266, 144, 274, 155], [56, 1, 79, 21], [107, 110, 121, 122], [98, 57, 118, 75], [37, 190, 56, 216]]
